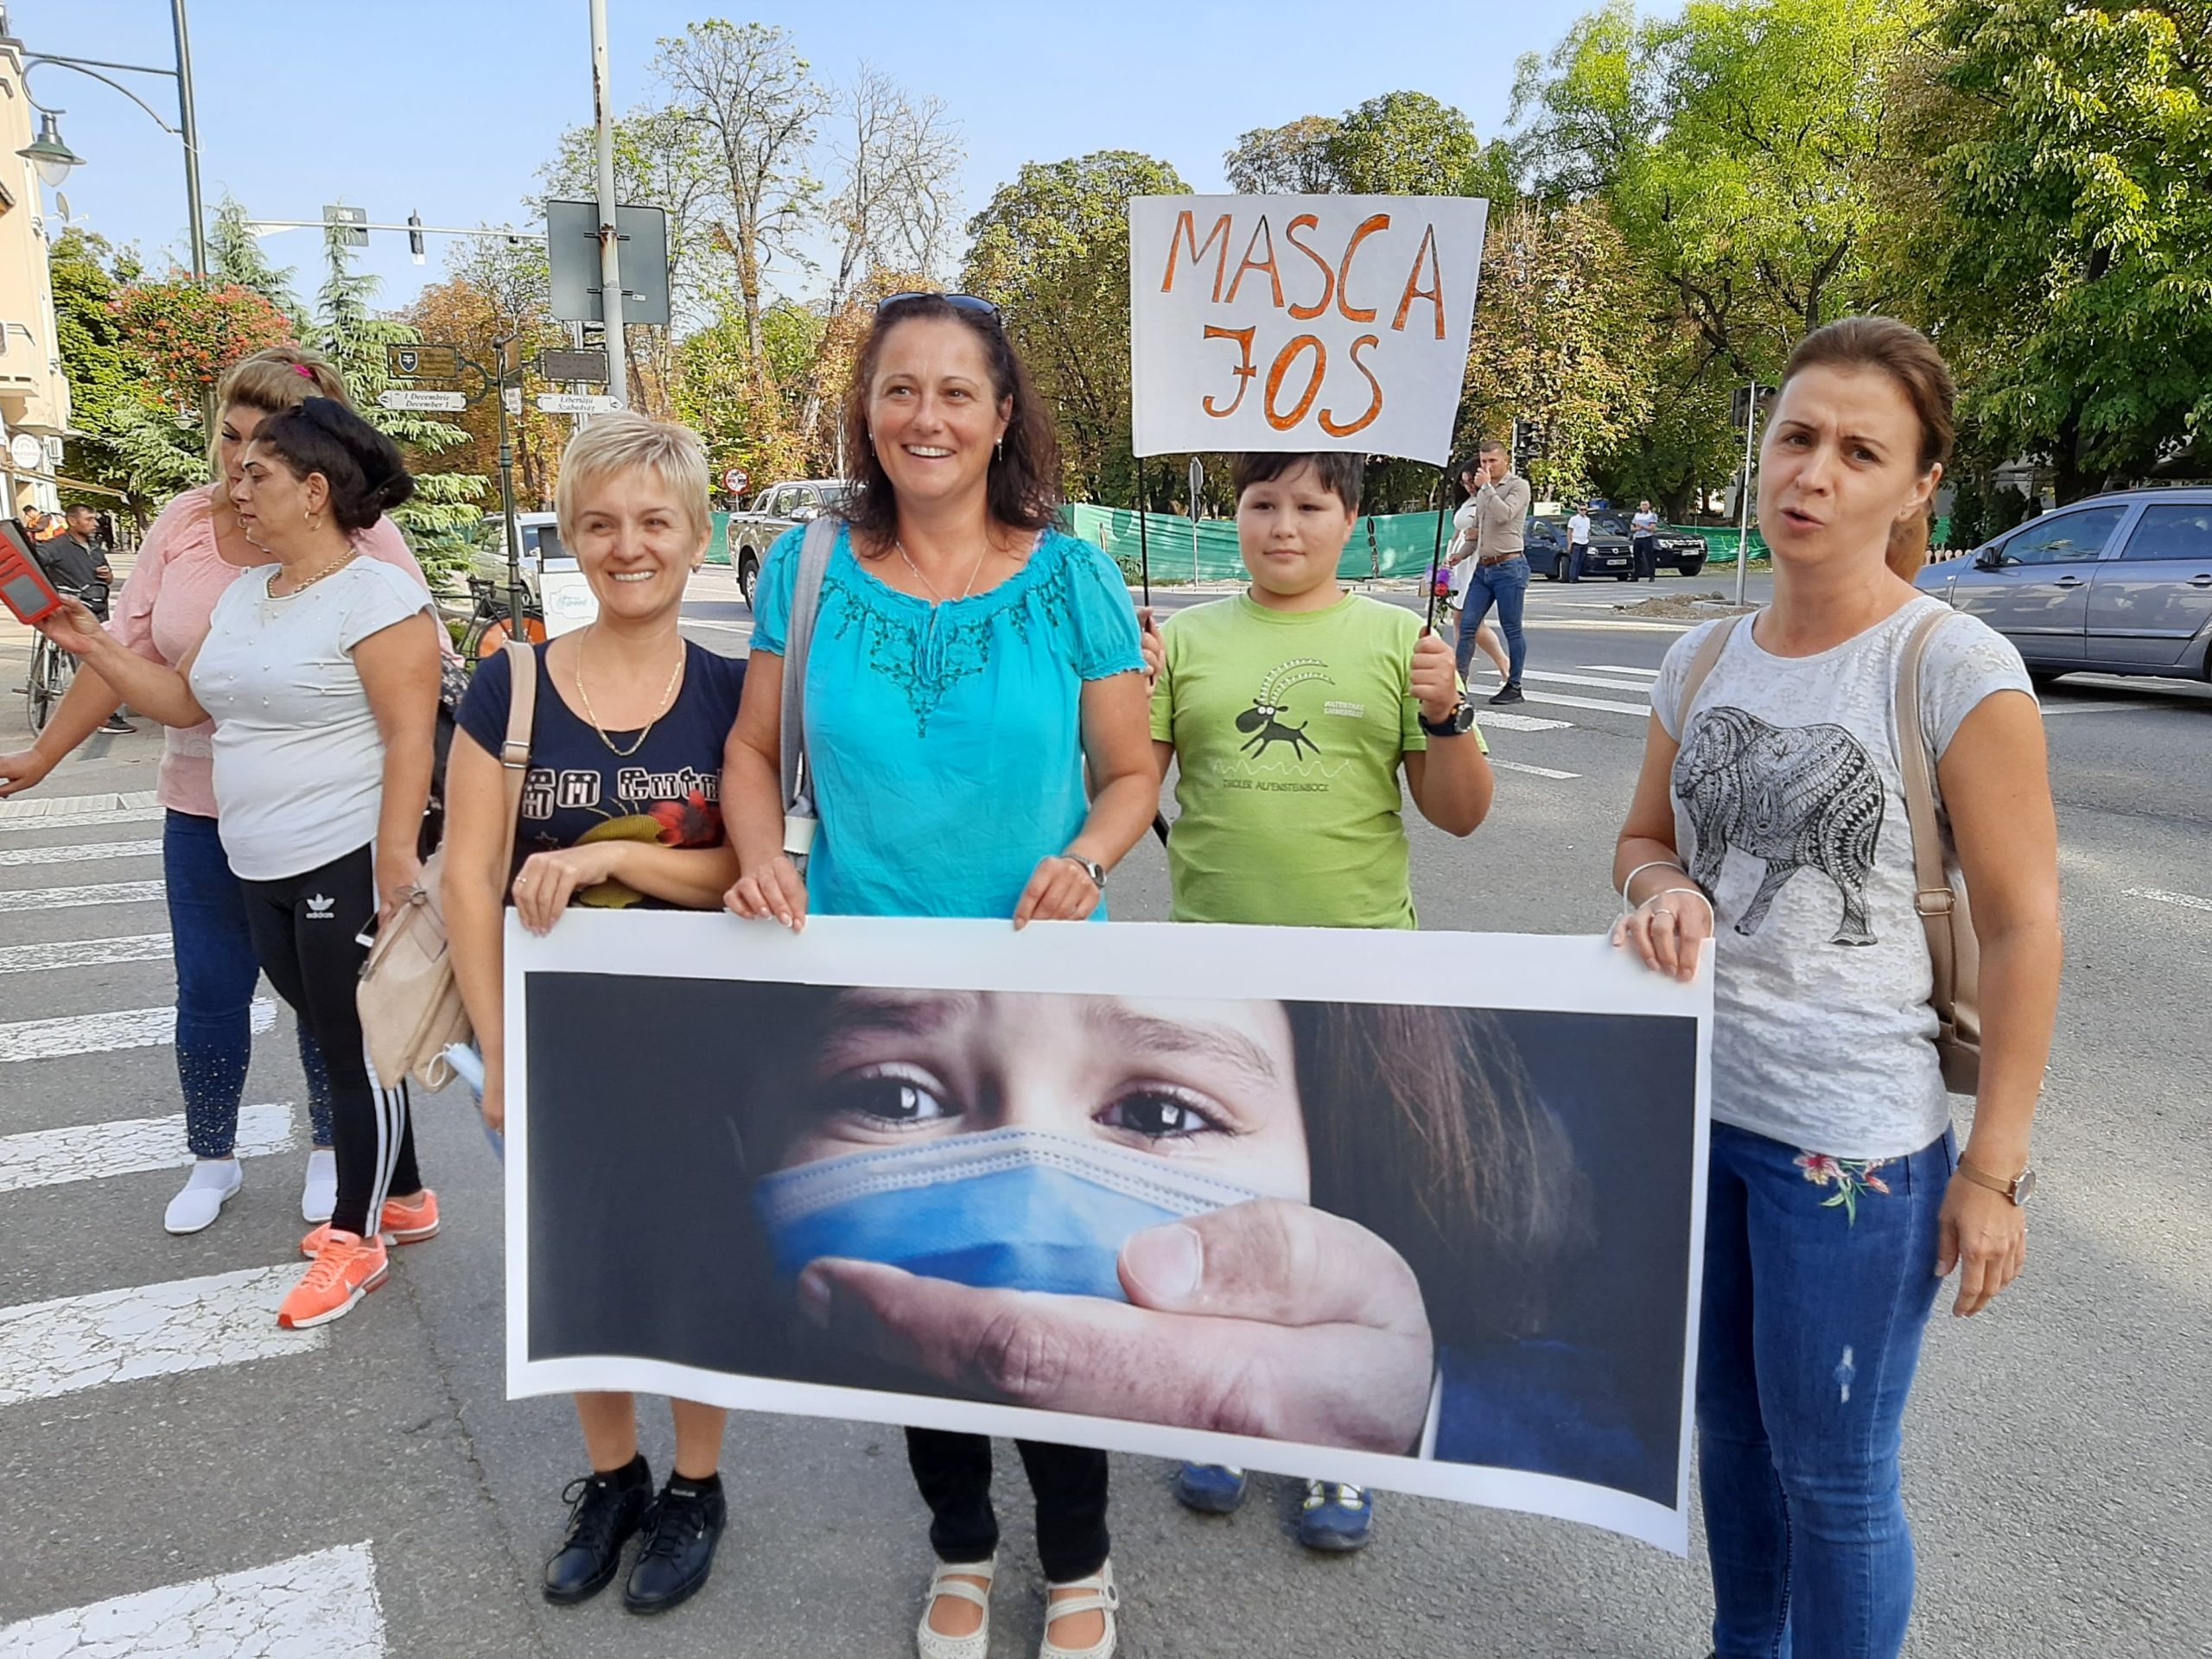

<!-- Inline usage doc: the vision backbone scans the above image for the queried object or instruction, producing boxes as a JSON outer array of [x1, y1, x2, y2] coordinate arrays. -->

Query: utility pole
[[1734, 380, 1758, 607], [588, 0, 627, 408]]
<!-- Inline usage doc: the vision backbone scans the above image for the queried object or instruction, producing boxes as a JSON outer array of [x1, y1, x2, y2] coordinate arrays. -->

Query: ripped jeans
[[1697, 1120, 1955, 1659]]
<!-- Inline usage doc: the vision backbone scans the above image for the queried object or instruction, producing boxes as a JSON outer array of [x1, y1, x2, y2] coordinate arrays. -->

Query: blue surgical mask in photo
[[753, 1128, 1264, 1300]]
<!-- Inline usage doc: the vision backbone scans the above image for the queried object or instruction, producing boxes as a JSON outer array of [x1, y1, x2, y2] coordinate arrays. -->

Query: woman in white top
[[1445, 462, 1510, 680], [1611, 318, 2059, 1658], [41, 399, 442, 1332]]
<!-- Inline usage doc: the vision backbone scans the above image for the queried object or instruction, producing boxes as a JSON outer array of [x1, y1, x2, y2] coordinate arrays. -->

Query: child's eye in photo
[[1096, 1086, 1230, 1141], [820, 1065, 957, 1131]]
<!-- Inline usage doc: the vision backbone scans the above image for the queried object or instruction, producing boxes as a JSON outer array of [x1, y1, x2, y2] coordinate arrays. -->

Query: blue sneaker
[[1297, 1481, 1373, 1552], [1173, 1463, 1248, 1514]]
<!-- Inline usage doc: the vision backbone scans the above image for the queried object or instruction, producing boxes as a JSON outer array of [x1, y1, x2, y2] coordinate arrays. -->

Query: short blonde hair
[[555, 413, 713, 548], [209, 347, 353, 474]]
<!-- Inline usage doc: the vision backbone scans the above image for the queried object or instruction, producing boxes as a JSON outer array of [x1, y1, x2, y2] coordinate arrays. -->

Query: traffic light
[[408, 211, 426, 265], [1510, 418, 1545, 471]]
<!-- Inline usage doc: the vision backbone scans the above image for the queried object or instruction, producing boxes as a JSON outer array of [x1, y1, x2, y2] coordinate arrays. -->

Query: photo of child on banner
[[505, 914, 1709, 1553]]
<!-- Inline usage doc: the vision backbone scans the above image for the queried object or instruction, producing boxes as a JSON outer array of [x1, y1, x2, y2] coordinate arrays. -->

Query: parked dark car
[[1916, 486, 2212, 685], [1524, 514, 1635, 580], [1591, 511, 1707, 576]]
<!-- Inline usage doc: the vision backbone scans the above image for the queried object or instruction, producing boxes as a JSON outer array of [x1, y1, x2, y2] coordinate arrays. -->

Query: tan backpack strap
[[1672, 613, 1748, 733], [499, 640, 537, 876], [1894, 608, 1957, 1015]]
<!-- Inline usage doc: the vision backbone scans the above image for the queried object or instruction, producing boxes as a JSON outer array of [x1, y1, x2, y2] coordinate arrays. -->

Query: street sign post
[[386, 344, 462, 380], [536, 392, 624, 416], [537, 347, 609, 385], [721, 467, 748, 498], [504, 388, 524, 416], [376, 389, 467, 412], [1188, 456, 1205, 582], [323, 204, 368, 247], [545, 200, 671, 329]]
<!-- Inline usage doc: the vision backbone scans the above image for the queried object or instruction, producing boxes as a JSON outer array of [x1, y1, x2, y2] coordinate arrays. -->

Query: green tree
[[1326, 91, 1482, 194], [1880, 0, 2212, 499], [312, 227, 483, 546], [1224, 116, 1341, 193], [51, 231, 144, 512], [963, 150, 1190, 505], [207, 194, 308, 330]]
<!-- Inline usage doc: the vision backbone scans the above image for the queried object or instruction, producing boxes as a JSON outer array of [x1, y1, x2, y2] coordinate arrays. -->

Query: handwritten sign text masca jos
[[1128, 195, 1487, 466]]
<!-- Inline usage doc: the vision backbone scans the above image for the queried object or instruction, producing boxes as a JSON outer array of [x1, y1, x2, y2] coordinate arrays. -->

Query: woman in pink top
[[0, 347, 439, 1236]]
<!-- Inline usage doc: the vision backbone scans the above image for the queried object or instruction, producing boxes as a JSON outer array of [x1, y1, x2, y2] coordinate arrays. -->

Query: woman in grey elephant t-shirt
[[1609, 318, 2060, 1659]]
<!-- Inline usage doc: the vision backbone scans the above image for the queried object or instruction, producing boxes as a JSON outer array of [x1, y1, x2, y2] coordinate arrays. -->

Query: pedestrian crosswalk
[[0, 792, 392, 1650]]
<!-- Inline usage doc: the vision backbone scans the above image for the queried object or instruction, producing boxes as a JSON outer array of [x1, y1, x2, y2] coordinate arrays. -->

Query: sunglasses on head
[[875, 291, 1001, 321]]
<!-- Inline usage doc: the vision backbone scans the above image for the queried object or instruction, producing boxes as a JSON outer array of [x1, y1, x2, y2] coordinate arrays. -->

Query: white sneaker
[[164, 1160, 243, 1235], [301, 1148, 337, 1224]]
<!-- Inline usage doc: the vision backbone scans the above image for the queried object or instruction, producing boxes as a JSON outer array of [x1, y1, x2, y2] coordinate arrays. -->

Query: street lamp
[[16, 111, 82, 188]]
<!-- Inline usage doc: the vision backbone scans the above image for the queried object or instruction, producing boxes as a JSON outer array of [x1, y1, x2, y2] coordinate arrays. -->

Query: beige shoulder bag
[[1674, 609, 1980, 1096], [358, 640, 537, 1092]]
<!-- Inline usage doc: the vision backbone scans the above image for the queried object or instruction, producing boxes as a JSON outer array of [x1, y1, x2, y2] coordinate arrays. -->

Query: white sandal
[[1038, 1559, 1118, 1659], [917, 1555, 996, 1659]]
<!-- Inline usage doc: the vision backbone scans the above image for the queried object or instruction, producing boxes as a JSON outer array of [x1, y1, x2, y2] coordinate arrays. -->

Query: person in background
[[1444, 463, 1511, 683], [0, 347, 448, 1236], [37, 397, 441, 1331], [1147, 448, 1494, 1550], [1631, 499, 1661, 582], [1565, 502, 1593, 584], [1444, 439, 1532, 703], [444, 414, 744, 1618], [722, 290, 1154, 1659], [38, 507, 130, 732], [1612, 316, 2059, 1659]]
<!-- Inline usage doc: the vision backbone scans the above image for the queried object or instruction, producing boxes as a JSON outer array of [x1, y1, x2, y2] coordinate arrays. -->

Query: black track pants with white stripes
[[239, 842, 419, 1238]]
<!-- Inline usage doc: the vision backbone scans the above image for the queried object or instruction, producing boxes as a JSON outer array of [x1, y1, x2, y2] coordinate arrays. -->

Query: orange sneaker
[[300, 1189, 440, 1258], [276, 1230, 388, 1329]]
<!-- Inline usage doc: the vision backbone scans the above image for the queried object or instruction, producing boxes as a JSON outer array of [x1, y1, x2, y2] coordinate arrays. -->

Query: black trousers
[[239, 842, 418, 1238], [1633, 536, 1657, 580], [906, 1428, 1109, 1582]]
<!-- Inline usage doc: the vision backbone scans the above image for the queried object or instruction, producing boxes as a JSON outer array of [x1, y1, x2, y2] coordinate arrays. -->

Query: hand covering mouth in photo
[[753, 1128, 1265, 1300]]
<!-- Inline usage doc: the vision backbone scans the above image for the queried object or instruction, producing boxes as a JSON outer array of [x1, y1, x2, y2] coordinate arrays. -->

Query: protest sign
[[505, 912, 1709, 1553], [1128, 195, 1488, 465]]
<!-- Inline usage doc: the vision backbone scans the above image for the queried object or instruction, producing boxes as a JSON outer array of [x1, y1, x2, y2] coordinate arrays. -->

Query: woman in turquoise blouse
[[722, 292, 1154, 1659]]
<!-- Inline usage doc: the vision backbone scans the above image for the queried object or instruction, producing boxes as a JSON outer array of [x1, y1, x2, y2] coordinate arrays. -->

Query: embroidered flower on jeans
[[1794, 1151, 1893, 1224]]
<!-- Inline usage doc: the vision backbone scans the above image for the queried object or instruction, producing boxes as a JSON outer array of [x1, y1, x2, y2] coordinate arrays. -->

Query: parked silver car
[[1916, 487, 2212, 685]]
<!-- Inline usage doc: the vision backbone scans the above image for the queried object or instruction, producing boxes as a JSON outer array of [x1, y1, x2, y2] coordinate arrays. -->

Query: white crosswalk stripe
[[0, 880, 168, 912], [0, 804, 167, 835], [1476, 710, 1573, 733], [0, 933, 171, 975], [0, 1541, 385, 1656], [1580, 664, 1662, 677], [0, 1262, 326, 1407], [0, 837, 162, 868], [1492, 760, 1580, 780], [1474, 685, 1653, 717], [0, 1000, 275, 1064], [0, 1103, 297, 1195], [0, 788, 160, 822]]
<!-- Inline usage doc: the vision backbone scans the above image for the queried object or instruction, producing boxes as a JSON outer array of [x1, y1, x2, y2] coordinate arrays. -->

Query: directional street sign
[[386, 344, 461, 379], [536, 392, 624, 415], [377, 389, 467, 412], [504, 388, 523, 416], [323, 205, 369, 247]]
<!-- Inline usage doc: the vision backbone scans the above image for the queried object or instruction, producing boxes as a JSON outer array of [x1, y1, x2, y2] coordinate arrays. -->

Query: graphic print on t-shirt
[[1672, 706, 1884, 946], [1235, 658, 1329, 761]]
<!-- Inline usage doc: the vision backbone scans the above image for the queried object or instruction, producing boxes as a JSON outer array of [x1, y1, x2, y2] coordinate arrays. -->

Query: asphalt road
[[1, 568, 2205, 1657]]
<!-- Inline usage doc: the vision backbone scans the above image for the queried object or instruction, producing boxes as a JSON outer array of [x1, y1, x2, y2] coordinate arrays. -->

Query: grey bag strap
[[779, 518, 839, 870], [1673, 613, 1748, 732]]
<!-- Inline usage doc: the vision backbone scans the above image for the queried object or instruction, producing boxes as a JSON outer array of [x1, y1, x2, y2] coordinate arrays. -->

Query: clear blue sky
[[19, 0, 1599, 313]]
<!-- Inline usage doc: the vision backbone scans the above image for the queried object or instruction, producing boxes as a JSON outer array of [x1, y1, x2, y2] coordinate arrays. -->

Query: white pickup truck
[[725, 479, 852, 606]]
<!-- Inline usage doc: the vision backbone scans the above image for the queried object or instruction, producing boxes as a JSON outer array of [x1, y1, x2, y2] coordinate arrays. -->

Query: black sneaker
[[623, 1474, 727, 1614], [543, 1459, 654, 1605], [99, 715, 137, 734], [1488, 683, 1527, 706]]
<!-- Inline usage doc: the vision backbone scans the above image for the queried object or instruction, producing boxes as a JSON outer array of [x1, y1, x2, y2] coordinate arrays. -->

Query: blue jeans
[[1456, 556, 1529, 684], [1567, 543, 1588, 582], [1698, 1121, 1954, 1659], [164, 810, 333, 1159]]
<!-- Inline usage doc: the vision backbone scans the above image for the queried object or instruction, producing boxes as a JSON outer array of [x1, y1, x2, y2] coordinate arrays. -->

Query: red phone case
[[0, 519, 65, 626]]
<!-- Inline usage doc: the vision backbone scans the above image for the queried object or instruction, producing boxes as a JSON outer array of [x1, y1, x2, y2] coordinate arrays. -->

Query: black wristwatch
[[1419, 702, 1477, 738]]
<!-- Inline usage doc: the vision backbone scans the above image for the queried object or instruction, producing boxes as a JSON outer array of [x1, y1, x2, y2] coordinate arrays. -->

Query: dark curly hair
[[838, 295, 1061, 551], [248, 397, 414, 534]]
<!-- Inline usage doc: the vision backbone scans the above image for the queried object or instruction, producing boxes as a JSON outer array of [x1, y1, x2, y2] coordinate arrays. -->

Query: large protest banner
[[1128, 195, 1488, 464], [505, 911, 1710, 1553]]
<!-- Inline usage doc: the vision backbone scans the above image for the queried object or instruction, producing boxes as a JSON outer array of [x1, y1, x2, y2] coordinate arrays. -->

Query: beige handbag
[[358, 641, 537, 1092], [1675, 609, 1980, 1095]]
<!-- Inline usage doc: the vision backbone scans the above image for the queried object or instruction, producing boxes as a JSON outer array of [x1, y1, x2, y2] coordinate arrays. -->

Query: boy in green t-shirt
[[1145, 450, 1494, 1547], [1148, 451, 1493, 931]]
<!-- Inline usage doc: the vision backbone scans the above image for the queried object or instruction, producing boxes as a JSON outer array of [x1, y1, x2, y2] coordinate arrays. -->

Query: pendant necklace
[[895, 536, 990, 604], [270, 548, 355, 597], [575, 632, 686, 759]]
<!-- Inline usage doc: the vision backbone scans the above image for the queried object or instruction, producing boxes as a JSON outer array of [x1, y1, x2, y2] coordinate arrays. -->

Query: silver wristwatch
[[1058, 853, 1107, 890]]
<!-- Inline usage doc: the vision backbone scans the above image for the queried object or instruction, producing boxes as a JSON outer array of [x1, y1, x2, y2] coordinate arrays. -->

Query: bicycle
[[22, 576, 106, 735], [451, 575, 546, 664]]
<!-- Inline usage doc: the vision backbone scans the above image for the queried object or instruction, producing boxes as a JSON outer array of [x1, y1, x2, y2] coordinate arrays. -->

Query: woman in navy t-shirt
[[443, 416, 743, 1620]]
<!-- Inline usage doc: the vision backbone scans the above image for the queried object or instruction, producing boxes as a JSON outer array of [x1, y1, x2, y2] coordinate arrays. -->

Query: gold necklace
[[271, 548, 356, 596], [573, 631, 686, 758], [894, 536, 990, 604]]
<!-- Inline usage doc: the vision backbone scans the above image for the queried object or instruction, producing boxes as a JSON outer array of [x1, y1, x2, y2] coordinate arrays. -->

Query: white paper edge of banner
[[504, 911, 1710, 1557], [1126, 193, 1489, 466]]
